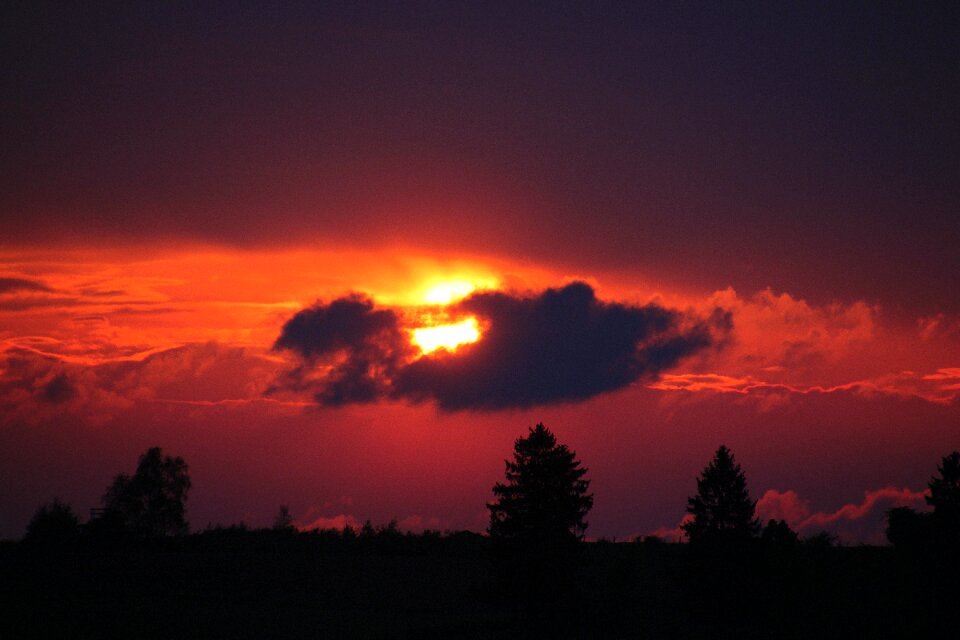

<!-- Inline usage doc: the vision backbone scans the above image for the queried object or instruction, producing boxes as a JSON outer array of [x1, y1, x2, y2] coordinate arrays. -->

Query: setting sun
[[423, 281, 477, 305], [412, 317, 481, 353]]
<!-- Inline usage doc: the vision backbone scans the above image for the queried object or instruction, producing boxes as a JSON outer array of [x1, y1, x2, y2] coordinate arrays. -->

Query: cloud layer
[[273, 282, 727, 410]]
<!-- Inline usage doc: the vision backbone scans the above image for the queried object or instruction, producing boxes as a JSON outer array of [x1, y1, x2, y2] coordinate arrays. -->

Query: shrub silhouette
[[760, 518, 799, 548], [885, 506, 931, 547], [98, 446, 191, 538], [682, 445, 760, 545], [24, 498, 79, 547]]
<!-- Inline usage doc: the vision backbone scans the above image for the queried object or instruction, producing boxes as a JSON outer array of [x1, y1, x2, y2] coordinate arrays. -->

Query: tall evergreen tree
[[488, 423, 593, 621], [682, 445, 760, 544], [926, 450, 960, 543], [926, 451, 960, 516], [488, 423, 593, 545]]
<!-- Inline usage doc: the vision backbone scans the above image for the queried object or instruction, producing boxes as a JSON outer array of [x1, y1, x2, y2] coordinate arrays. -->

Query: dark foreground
[[1, 530, 955, 639]]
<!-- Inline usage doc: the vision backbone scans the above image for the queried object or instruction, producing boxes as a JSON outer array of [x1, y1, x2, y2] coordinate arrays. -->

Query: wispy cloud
[[650, 369, 960, 405]]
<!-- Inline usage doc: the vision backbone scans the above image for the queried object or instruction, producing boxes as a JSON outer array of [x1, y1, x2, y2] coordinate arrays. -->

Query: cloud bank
[[650, 486, 929, 544], [273, 282, 728, 410], [756, 487, 929, 544]]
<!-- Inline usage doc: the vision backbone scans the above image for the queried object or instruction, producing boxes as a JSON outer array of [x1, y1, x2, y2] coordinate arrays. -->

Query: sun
[[412, 317, 480, 354], [422, 281, 477, 305]]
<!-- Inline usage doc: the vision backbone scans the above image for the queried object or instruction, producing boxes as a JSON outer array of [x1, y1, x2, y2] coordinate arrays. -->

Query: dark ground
[[0, 530, 955, 639]]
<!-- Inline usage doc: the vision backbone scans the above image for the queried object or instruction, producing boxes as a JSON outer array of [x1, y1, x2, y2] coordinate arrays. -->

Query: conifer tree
[[682, 445, 760, 544], [926, 450, 960, 542], [488, 423, 593, 545]]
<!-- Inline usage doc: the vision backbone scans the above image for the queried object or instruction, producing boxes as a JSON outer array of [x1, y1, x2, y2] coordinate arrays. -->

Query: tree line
[[22, 426, 960, 555]]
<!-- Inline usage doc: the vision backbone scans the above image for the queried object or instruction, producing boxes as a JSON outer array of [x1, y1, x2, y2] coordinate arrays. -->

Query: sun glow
[[423, 281, 477, 305], [412, 317, 481, 354]]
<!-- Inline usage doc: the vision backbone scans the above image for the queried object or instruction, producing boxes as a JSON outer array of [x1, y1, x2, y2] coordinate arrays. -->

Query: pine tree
[[682, 445, 760, 544], [488, 423, 593, 545], [926, 451, 960, 515], [926, 450, 960, 543], [488, 423, 593, 616]]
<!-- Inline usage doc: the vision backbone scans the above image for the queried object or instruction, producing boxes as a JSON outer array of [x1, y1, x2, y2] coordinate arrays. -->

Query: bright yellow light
[[423, 281, 476, 305], [412, 317, 480, 354]]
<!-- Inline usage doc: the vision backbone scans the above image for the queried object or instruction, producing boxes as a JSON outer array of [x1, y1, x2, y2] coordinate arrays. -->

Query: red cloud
[[706, 287, 877, 377], [649, 487, 930, 545], [756, 487, 929, 544], [0, 343, 278, 426], [298, 514, 362, 532]]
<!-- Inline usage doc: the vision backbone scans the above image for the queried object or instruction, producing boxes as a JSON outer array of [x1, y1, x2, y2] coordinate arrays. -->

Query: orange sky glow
[[0, 242, 958, 545]]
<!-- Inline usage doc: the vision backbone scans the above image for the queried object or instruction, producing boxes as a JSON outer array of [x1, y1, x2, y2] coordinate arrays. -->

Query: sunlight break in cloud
[[272, 282, 729, 410]]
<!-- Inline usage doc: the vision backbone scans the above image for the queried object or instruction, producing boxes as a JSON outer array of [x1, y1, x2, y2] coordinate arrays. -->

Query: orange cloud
[[298, 514, 362, 532], [0, 343, 278, 426], [3, 244, 960, 418], [649, 370, 960, 405], [704, 287, 877, 380]]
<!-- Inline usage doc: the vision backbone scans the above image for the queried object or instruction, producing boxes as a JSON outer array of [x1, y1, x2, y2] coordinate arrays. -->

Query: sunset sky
[[2, 2, 958, 543]]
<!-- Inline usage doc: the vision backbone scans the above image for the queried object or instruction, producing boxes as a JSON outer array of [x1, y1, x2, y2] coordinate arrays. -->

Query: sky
[[1, 2, 958, 543]]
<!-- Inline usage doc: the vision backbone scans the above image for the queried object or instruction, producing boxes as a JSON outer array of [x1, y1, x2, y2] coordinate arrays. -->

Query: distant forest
[[3, 424, 958, 638]]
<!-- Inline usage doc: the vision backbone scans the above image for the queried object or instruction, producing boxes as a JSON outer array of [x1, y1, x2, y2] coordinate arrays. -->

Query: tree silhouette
[[886, 506, 931, 547], [24, 498, 79, 547], [926, 450, 960, 543], [487, 423, 592, 621], [273, 505, 295, 531], [760, 518, 799, 548], [100, 447, 191, 537], [682, 445, 760, 544], [488, 423, 593, 545]]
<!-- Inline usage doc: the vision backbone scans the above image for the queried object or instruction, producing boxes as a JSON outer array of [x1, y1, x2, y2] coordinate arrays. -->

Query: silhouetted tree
[[487, 423, 592, 620], [682, 445, 760, 545], [24, 498, 79, 547], [804, 530, 838, 549], [927, 451, 960, 543], [886, 506, 931, 547], [488, 423, 593, 546], [760, 519, 799, 547], [883, 451, 960, 549], [100, 447, 191, 538], [273, 505, 295, 531]]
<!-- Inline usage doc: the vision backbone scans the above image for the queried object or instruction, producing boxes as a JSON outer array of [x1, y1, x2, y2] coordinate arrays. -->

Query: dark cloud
[[0, 277, 53, 294], [41, 373, 76, 404], [0, 296, 80, 311], [397, 283, 726, 410], [79, 288, 126, 297], [272, 283, 728, 410], [272, 294, 415, 406]]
